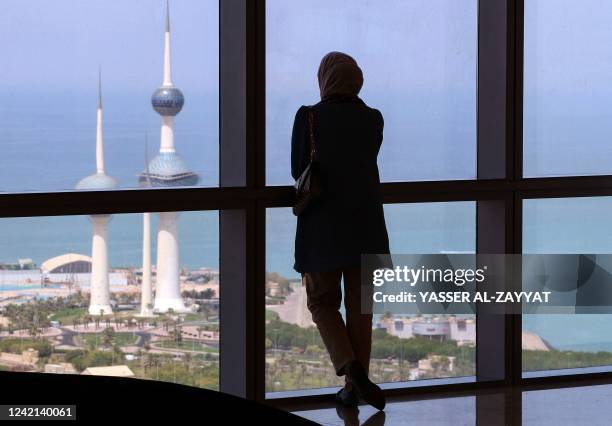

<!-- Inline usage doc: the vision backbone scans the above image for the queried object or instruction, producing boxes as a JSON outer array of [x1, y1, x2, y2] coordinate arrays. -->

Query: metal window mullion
[[476, 0, 514, 392]]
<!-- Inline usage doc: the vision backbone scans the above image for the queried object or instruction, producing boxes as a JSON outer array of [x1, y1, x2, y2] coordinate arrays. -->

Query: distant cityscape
[[263, 279, 557, 392], [0, 255, 219, 386]]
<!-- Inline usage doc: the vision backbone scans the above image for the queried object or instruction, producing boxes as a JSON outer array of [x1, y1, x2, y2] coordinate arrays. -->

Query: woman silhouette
[[291, 51, 389, 410]]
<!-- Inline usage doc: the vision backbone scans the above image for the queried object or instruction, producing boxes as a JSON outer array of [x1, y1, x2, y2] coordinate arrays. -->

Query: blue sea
[[0, 90, 479, 279], [1, 92, 612, 353]]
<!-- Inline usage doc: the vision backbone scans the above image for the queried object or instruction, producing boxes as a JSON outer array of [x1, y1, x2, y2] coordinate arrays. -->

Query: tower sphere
[[76, 173, 117, 191], [151, 87, 184, 116]]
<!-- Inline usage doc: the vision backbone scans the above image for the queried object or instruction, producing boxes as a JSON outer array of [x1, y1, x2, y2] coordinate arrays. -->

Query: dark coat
[[292, 97, 390, 273]]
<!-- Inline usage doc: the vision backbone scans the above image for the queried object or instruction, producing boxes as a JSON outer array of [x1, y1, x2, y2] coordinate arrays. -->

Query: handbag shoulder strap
[[308, 108, 317, 161]]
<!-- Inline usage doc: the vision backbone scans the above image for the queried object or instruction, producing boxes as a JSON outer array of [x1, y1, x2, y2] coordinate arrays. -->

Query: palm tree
[[111, 344, 122, 365], [184, 353, 192, 373], [74, 291, 85, 307], [144, 353, 152, 373], [84, 315, 91, 330], [197, 325, 206, 341], [102, 327, 114, 348], [201, 306, 210, 322], [175, 324, 183, 345]]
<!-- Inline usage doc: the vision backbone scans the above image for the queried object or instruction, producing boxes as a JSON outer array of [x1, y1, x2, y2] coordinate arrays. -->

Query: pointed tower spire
[[98, 66, 102, 109], [166, 0, 171, 33], [96, 69, 105, 174], [162, 0, 173, 87]]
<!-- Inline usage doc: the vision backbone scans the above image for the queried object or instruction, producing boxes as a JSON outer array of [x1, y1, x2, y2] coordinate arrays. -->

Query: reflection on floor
[[523, 384, 612, 425], [294, 396, 475, 426], [289, 381, 612, 425]]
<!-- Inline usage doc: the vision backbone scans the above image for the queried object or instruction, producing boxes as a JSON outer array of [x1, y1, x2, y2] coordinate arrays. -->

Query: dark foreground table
[[0, 371, 315, 424]]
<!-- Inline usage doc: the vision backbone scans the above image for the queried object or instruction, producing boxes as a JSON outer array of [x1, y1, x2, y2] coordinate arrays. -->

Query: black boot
[[345, 360, 386, 411], [335, 386, 359, 407]]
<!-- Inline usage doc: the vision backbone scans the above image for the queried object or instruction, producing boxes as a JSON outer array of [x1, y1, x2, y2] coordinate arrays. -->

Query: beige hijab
[[317, 51, 363, 101]]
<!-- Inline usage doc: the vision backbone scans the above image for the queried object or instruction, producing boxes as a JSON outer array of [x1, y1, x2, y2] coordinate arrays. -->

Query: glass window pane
[[523, 197, 612, 372], [266, 202, 475, 395], [0, 0, 218, 192], [0, 211, 219, 390], [266, 0, 477, 185], [524, 0, 612, 177]]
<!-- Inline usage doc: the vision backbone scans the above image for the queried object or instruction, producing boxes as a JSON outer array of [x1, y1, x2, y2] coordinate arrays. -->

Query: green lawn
[[182, 313, 204, 322], [78, 332, 138, 348], [128, 360, 219, 390], [50, 307, 87, 325], [0, 337, 53, 357], [523, 349, 612, 371]]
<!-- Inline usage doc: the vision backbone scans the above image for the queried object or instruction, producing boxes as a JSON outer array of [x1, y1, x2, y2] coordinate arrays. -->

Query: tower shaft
[[160, 116, 175, 153], [140, 212, 153, 316], [89, 215, 112, 315], [153, 211, 187, 312], [163, 29, 173, 87]]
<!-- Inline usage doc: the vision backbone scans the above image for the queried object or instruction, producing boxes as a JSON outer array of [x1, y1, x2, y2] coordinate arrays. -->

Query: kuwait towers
[[76, 71, 117, 316], [140, 1, 198, 313], [139, 136, 154, 317]]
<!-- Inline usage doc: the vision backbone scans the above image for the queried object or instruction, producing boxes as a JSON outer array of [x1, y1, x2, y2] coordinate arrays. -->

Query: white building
[[75, 71, 117, 316], [381, 316, 476, 344]]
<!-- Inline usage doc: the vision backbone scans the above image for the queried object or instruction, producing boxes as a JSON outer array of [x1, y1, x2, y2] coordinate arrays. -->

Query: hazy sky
[[267, 0, 477, 98], [1, 0, 218, 94], [3, 0, 611, 184], [524, 0, 612, 176], [1, 0, 476, 96], [266, 0, 478, 183], [525, 0, 612, 95]]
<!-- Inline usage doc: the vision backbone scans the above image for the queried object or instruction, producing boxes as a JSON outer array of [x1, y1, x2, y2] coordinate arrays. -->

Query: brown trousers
[[303, 267, 373, 378]]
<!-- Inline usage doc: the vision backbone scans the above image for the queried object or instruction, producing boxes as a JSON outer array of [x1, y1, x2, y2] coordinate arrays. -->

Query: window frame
[[2, 0, 612, 415]]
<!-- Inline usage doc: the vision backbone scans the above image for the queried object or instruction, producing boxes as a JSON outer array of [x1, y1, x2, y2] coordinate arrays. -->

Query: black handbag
[[293, 109, 322, 216]]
